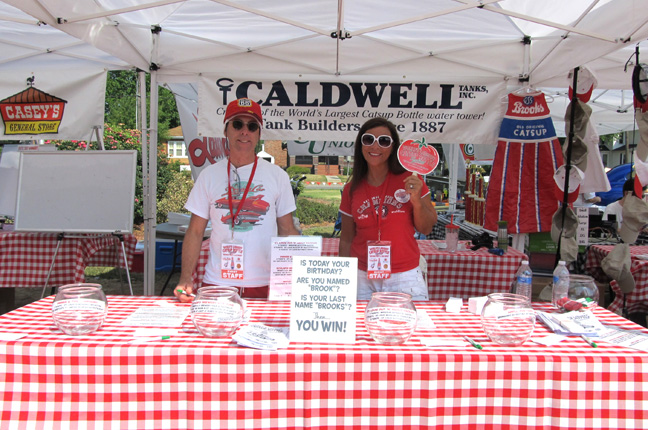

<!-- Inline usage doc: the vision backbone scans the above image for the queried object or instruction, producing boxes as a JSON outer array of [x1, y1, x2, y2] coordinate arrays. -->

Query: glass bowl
[[481, 293, 535, 346], [364, 292, 417, 345], [52, 283, 108, 335], [190, 286, 245, 337]]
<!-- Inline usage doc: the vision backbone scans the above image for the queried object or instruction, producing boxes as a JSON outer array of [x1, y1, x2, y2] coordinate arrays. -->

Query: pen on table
[[580, 335, 598, 348], [129, 336, 171, 344], [177, 288, 196, 297], [463, 335, 483, 350]]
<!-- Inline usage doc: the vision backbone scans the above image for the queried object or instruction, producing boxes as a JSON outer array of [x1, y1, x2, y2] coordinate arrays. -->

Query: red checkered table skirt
[[586, 244, 648, 315], [193, 238, 528, 300], [0, 296, 646, 429], [0, 231, 137, 288]]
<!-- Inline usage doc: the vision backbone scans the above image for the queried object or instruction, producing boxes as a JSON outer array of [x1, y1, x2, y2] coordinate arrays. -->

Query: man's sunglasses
[[230, 119, 260, 132], [361, 133, 393, 148]]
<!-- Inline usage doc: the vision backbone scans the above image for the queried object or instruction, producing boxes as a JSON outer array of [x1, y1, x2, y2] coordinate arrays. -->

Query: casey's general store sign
[[0, 70, 106, 141], [0, 84, 67, 135]]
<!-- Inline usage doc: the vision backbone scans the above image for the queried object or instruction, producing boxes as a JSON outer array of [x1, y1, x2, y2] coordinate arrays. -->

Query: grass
[[302, 174, 349, 183], [300, 189, 342, 202], [86, 266, 117, 277], [302, 224, 338, 237]]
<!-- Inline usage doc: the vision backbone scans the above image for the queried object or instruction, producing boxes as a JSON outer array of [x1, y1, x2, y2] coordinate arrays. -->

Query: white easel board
[[15, 150, 137, 233], [0, 144, 57, 217]]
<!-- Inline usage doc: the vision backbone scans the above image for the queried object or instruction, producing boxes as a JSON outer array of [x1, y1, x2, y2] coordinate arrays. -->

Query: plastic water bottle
[[552, 260, 570, 310], [514, 261, 533, 301], [496, 220, 508, 252]]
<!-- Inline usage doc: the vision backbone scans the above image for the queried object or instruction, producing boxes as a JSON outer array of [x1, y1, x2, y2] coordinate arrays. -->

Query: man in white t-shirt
[[602, 179, 636, 224], [174, 98, 299, 301], [573, 192, 601, 208]]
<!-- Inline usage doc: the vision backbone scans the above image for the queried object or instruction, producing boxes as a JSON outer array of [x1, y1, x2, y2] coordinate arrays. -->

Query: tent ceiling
[[0, 3, 130, 71], [3, 0, 648, 88]]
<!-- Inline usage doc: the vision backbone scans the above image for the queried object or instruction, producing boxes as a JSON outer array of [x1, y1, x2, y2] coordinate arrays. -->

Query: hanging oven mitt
[[601, 243, 636, 294]]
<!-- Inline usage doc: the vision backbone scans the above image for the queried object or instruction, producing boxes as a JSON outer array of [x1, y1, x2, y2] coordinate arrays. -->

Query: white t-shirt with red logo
[[340, 171, 430, 272], [185, 157, 296, 287]]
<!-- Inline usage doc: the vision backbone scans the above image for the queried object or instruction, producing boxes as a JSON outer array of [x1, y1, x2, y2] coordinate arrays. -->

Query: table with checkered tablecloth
[[0, 296, 646, 429], [0, 231, 137, 289], [586, 244, 648, 315], [193, 238, 527, 300]]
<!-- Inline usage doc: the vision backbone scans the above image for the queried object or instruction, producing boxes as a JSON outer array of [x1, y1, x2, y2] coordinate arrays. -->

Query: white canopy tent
[[5, 0, 648, 87], [0, 3, 129, 72], [3, 0, 648, 294]]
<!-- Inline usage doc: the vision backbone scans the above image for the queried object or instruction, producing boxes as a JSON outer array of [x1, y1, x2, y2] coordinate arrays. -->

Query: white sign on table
[[289, 256, 357, 344], [576, 207, 589, 246], [268, 236, 323, 300]]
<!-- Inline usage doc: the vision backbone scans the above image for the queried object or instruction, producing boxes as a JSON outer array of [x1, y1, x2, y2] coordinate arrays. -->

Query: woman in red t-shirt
[[339, 117, 437, 300]]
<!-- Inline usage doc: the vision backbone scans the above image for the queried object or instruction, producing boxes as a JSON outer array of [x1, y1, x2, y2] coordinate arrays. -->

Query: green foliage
[[157, 170, 194, 223], [599, 132, 621, 150], [294, 181, 306, 197], [286, 165, 311, 176], [295, 198, 339, 225], [46, 123, 179, 224], [105, 70, 180, 142]]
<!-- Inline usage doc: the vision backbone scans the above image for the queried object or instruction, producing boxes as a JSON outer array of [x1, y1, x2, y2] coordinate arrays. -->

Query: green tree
[[105, 70, 180, 142], [599, 132, 622, 150], [157, 170, 194, 223]]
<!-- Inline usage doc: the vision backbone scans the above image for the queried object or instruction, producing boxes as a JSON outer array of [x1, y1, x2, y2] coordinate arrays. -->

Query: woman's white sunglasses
[[361, 133, 393, 148]]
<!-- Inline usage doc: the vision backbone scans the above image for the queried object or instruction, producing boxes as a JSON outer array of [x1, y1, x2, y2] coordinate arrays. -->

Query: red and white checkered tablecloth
[[586, 244, 648, 315], [0, 296, 646, 429], [193, 238, 527, 300], [0, 231, 137, 289]]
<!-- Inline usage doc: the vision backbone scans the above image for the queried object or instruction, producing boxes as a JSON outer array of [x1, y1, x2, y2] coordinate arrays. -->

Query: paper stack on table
[[233, 323, 290, 350], [537, 310, 605, 336]]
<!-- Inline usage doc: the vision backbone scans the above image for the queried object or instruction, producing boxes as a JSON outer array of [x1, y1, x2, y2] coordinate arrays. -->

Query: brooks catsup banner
[[0, 69, 106, 140], [198, 76, 506, 144]]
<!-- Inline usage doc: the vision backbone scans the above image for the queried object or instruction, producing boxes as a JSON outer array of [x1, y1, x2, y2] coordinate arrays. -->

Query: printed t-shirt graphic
[[340, 171, 427, 272], [214, 180, 269, 231], [483, 91, 563, 234]]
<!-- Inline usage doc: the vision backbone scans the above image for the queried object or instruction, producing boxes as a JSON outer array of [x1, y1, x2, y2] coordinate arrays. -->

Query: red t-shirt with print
[[339, 171, 429, 272]]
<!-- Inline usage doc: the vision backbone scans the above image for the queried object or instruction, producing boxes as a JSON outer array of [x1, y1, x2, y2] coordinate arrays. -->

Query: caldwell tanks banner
[[0, 69, 106, 141], [198, 76, 506, 144], [286, 140, 354, 156]]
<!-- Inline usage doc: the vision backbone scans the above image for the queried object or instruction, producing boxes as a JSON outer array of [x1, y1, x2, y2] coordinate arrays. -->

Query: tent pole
[[144, 69, 159, 296], [448, 143, 458, 211], [144, 28, 161, 296], [555, 66, 579, 267], [139, 70, 151, 295]]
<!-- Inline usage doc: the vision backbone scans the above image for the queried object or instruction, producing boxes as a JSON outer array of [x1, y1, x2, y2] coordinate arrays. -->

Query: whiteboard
[[0, 144, 57, 217], [15, 151, 137, 233]]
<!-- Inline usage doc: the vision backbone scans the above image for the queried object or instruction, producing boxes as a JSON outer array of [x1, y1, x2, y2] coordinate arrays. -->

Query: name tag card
[[221, 241, 244, 279], [290, 256, 357, 344], [268, 236, 322, 300]]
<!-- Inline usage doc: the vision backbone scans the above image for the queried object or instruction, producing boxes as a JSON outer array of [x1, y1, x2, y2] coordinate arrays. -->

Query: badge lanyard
[[222, 157, 258, 280], [368, 173, 391, 241], [366, 173, 392, 280], [226, 157, 258, 238]]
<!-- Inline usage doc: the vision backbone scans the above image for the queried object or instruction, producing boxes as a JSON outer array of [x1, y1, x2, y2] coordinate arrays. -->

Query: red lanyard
[[366, 173, 391, 241], [227, 157, 258, 230]]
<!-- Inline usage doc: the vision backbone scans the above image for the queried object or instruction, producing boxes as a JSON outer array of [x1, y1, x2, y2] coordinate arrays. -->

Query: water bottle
[[497, 220, 508, 252], [514, 261, 533, 301], [552, 261, 570, 310]]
